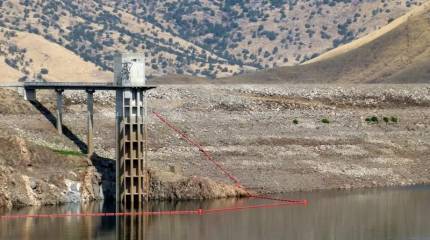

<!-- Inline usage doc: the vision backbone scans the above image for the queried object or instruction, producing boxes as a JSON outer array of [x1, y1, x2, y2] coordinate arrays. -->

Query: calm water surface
[[1, 186, 430, 240]]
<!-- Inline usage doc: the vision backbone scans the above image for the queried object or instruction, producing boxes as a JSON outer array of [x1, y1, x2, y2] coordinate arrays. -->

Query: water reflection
[[1, 186, 430, 240]]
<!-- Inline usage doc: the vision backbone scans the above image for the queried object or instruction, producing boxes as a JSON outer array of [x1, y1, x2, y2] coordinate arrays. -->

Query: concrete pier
[[23, 88, 36, 101], [86, 89, 95, 157], [55, 89, 64, 135]]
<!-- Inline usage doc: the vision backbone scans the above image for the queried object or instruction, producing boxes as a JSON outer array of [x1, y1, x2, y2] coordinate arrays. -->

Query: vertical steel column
[[55, 89, 64, 135], [86, 89, 95, 157]]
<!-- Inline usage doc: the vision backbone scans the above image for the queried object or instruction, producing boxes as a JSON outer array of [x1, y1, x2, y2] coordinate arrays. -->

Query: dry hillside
[[0, 0, 425, 80], [0, 27, 111, 82], [0, 56, 22, 83], [224, 1, 430, 84]]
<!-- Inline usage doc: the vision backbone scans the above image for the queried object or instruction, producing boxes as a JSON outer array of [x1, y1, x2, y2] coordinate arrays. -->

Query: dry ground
[[1, 84, 429, 199]]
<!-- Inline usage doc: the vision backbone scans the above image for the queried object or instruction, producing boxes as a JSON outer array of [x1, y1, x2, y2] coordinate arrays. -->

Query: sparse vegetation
[[52, 148, 84, 157], [0, 0, 422, 79], [40, 68, 49, 75], [383, 116, 390, 123], [321, 118, 330, 124], [365, 116, 379, 124]]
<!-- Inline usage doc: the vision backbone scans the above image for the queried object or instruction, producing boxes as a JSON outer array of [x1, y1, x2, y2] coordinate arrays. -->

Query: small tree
[[383, 117, 389, 124], [40, 68, 49, 75]]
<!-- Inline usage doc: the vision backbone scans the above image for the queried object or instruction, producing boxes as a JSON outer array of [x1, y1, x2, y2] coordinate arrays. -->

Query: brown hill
[[220, 1, 430, 84], [0, 0, 424, 79], [0, 57, 22, 83], [0, 28, 111, 82]]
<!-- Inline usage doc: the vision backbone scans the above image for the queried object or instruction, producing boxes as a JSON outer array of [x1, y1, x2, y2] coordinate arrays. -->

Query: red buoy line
[[152, 112, 307, 205], [0, 201, 305, 220], [0, 112, 307, 221]]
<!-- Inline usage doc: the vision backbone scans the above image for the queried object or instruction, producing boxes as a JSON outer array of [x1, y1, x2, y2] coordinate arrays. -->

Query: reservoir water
[[1, 186, 430, 240]]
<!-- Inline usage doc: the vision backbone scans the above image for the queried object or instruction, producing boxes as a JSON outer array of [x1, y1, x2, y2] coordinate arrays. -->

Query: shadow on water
[[29, 100, 116, 200]]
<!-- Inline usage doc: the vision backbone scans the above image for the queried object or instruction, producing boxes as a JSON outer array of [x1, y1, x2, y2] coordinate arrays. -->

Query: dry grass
[[0, 56, 22, 83], [305, 2, 430, 64], [0, 28, 112, 83], [13, 31, 112, 82], [221, 2, 430, 84]]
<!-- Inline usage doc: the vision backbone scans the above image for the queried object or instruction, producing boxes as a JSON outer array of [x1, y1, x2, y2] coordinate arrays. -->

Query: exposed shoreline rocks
[[1, 84, 430, 208]]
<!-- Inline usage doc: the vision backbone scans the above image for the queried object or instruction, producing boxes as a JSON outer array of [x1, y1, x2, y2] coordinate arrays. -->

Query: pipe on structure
[[55, 89, 64, 135], [86, 89, 95, 157]]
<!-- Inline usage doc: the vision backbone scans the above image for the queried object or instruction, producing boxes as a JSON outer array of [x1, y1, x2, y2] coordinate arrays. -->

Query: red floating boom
[[0, 112, 307, 221]]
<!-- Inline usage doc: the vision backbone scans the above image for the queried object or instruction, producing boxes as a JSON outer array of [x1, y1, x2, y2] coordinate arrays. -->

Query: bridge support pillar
[[23, 88, 36, 101], [55, 89, 64, 135], [86, 89, 95, 158]]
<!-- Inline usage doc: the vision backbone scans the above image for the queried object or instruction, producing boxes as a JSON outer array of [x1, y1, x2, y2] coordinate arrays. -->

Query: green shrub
[[391, 116, 399, 123], [321, 118, 330, 124], [370, 116, 379, 123], [365, 116, 380, 124], [383, 117, 389, 123], [293, 119, 299, 125]]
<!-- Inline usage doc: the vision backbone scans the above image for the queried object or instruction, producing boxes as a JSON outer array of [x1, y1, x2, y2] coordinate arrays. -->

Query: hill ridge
[[0, 0, 424, 80]]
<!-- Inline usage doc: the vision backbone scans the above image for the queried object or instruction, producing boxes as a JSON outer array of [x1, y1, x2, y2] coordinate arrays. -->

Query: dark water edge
[[1, 185, 430, 240]]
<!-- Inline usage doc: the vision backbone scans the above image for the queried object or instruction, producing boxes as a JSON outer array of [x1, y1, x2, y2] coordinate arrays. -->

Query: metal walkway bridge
[[0, 81, 154, 157]]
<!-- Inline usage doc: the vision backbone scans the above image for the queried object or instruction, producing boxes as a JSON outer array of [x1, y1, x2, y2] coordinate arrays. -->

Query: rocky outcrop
[[0, 134, 245, 208], [0, 136, 104, 208], [148, 170, 247, 200], [80, 166, 104, 202]]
